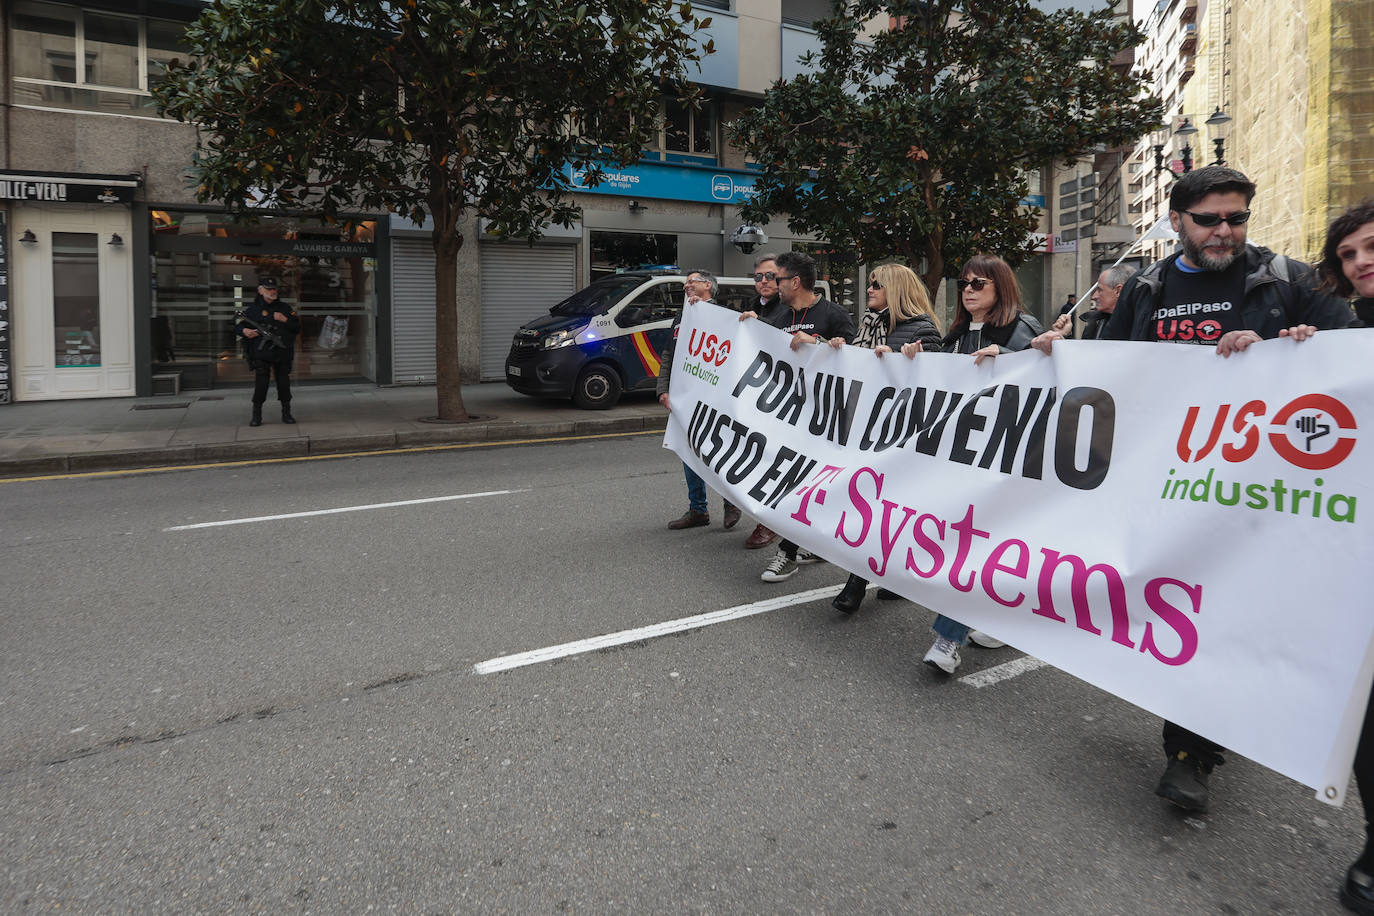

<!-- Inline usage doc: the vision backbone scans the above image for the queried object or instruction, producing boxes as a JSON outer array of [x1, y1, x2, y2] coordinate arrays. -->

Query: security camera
[[730, 224, 768, 254]]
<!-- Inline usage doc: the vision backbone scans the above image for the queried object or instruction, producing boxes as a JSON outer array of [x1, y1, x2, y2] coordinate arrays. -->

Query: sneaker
[[923, 636, 962, 674], [795, 549, 823, 565], [1155, 752, 1210, 813], [968, 630, 1005, 649], [760, 550, 798, 583]]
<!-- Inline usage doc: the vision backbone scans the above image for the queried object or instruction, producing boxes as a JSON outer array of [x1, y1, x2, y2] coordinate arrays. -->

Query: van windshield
[[549, 277, 646, 317]]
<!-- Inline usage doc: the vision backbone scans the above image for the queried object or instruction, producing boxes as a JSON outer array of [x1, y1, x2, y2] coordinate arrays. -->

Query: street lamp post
[[1152, 109, 1231, 179]]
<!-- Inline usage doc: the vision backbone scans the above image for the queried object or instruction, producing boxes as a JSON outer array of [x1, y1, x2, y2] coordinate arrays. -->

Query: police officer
[[237, 278, 301, 426]]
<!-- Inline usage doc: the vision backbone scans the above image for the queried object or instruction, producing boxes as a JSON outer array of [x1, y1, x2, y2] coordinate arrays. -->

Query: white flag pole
[[1068, 215, 1174, 316]]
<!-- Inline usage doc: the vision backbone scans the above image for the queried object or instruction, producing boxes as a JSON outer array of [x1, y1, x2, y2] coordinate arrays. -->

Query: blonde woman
[[826, 263, 942, 614]]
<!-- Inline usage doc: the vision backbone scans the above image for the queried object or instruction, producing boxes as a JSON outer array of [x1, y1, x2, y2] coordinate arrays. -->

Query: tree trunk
[[431, 175, 470, 423]]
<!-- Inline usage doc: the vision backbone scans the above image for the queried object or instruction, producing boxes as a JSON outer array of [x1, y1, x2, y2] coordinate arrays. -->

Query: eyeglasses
[[956, 277, 992, 291], [1182, 209, 1251, 228], [685, 277, 709, 284], [752, 271, 777, 282], [867, 279, 883, 290], [774, 273, 796, 284]]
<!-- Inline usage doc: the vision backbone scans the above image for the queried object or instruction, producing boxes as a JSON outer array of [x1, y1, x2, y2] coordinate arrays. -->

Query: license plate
[[507, 365, 521, 377]]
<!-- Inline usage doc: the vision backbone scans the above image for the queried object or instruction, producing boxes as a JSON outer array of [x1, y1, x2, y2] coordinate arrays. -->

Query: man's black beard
[[1180, 232, 1244, 271]]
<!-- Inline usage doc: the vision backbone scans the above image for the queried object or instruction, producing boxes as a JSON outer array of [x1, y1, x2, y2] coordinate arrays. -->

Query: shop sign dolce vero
[[0, 170, 140, 205]]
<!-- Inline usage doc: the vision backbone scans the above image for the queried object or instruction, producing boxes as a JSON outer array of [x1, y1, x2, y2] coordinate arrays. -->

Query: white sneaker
[[968, 630, 1005, 649], [923, 636, 962, 674], [795, 549, 823, 565], [761, 550, 798, 582]]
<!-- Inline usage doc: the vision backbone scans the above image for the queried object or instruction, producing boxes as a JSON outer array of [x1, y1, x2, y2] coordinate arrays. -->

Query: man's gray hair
[[752, 253, 780, 269], [686, 268, 718, 297], [1100, 263, 1138, 289]]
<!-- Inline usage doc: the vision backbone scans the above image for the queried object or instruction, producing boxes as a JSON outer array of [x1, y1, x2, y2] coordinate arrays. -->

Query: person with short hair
[[658, 269, 740, 530], [237, 277, 301, 426], [743, 254, 784, 550], [740, 250, 857, 583], [1053, 264, 1137, 340], [1036, 165, 1351, 815]]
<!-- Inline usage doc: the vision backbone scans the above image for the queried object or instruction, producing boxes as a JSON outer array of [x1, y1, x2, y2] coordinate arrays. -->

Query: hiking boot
[[1155, 752, 1211, 813], [281, 405, 297, 424], [249, 405, 263, 427]]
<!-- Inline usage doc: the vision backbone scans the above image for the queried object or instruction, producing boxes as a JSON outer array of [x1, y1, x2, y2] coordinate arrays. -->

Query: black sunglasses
[[956, 277, 992, 291], [753, 271, 777, 282], [774, 273, 796, 283], [1182, 209, 1251, 228], [867, 279, 883, 290]]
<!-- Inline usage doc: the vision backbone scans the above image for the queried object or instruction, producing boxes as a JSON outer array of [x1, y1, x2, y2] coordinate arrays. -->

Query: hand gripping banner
[[663, 300, 1374, 806]]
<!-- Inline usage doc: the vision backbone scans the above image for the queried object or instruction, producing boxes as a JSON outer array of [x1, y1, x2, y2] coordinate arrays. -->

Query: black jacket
[[237, 294, 301, 367], [1080, 309, 1112, 340], [1102, 246, 1351, 341], [885, 314, 943, 350], [941, 312, 1043, 354]]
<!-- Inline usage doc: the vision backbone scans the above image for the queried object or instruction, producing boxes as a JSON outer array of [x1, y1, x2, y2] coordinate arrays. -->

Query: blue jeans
[[932, 614, 970, 645], [683, 462, 708, 513]]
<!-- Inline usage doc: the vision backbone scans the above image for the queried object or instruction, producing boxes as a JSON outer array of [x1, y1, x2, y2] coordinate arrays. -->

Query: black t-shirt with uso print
[[1149, 259, 1247, 345]]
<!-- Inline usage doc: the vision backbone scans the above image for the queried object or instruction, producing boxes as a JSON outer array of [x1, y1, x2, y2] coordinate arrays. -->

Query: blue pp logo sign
[[711, 175, 735, 201]]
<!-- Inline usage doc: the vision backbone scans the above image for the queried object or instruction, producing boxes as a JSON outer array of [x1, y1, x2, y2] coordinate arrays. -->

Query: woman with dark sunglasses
[[896, 254, 1043, 673], [1316, 200, 1374, 916], [824, 263, 944, 615]]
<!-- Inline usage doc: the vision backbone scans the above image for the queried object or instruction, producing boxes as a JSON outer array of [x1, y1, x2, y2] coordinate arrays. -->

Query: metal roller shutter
[[391, 238, 437, 383], [479, 243, 576, 381]]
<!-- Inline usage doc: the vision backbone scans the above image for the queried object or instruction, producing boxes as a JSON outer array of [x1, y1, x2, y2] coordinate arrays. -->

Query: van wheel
[[572, 364, 622, 410]]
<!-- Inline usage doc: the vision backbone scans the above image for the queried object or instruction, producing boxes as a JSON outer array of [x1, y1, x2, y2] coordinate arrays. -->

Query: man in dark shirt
[[739, 250, 857, 583], [743, 254, 784, 550], [1034, 165, 1351, 815]]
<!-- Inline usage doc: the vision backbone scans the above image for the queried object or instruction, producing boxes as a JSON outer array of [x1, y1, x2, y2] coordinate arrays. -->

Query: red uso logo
[[686, 329, 731, 366], [1176, 393, 1358, 470]]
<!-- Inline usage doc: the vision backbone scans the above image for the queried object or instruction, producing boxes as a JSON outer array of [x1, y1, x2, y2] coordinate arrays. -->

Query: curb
[[0, 414, 669, 479]]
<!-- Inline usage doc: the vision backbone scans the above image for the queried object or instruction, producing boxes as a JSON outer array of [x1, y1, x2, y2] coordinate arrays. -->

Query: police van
[[504, 270, 831, 410]]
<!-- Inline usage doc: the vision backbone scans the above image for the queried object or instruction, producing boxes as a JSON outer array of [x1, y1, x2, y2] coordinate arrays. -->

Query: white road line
[[959, 655, 1048, 688], [164, 489, 528, 531], [473, 584, 844, 675]]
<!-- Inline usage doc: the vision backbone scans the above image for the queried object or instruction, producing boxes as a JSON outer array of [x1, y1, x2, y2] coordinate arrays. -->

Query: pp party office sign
[[663, 301, 1374, 806]]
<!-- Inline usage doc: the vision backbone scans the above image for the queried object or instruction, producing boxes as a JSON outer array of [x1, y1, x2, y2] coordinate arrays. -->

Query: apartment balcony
[[1180, 23, 1197, 53]]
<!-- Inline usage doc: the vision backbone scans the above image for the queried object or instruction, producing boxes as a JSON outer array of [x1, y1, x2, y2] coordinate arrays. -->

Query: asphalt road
[[0, 432, 1363, 913]]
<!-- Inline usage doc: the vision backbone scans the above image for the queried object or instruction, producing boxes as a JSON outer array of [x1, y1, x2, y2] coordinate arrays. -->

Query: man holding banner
[[1041, 165, 1352, 814]]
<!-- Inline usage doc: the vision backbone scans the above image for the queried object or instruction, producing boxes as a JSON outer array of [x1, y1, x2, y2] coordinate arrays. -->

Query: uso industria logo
[[1159, 393, 1359, 523], [679, 328, 731, 386]]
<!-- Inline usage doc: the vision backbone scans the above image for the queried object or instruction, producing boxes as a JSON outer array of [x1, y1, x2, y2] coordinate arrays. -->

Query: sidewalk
[[0, 383, 668, 478]]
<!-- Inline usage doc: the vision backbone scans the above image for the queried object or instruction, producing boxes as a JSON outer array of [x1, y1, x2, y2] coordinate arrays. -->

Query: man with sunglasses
[[740, 250, 857, 582], [1080, 166, 1349, 815], [742, 255, 785, 550]]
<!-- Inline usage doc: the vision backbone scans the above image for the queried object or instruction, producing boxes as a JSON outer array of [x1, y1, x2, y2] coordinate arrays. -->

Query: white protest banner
[[663, 300, 1374, 806]]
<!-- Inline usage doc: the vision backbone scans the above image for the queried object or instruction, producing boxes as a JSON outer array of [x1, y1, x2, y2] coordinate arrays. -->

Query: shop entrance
[[10, 204, 135, 400], [150, 211, 377, 390]]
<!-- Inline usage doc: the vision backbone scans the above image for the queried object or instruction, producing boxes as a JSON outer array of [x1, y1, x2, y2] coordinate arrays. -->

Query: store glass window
[[151, 212, 378, 390], [52, 233, 100, 367]]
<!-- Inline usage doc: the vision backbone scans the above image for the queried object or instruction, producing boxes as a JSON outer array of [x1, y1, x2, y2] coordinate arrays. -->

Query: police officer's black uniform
[[236, 279, 301, 425]]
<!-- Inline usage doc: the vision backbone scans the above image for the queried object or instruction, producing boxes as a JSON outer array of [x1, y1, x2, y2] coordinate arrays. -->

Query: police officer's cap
[[258, 277, 278, 289]]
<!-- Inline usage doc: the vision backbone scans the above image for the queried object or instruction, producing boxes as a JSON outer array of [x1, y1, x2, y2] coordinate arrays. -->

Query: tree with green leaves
[[732, 0, 1161, 297], [156, 0, 709, 421]]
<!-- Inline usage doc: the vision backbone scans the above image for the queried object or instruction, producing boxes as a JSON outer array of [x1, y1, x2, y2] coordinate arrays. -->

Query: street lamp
[[1204, 106, 1232, 166], [1151, 115, 1203, 179]]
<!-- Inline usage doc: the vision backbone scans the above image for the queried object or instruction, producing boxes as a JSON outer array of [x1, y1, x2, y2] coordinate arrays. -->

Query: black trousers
[[252, 361, 292, 405], [1162, 720, 1225, 769], [1355, 685, 1374, 835]]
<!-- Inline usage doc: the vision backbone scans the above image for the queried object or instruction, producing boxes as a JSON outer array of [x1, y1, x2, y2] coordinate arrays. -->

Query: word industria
[[1160, 468, 1356, 523]]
